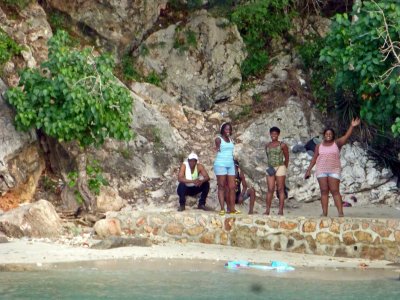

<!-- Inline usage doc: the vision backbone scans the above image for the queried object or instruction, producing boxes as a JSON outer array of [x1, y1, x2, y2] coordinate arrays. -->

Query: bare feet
[[248, 211, 254, 215], [278, 211, 284, 216], [263, 210, 270, 215]]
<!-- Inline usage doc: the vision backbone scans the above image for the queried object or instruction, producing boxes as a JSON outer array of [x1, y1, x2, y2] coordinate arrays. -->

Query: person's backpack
[[305, 137, 321, 153]]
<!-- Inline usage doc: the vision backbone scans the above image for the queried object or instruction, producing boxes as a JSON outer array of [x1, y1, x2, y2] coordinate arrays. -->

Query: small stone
[[302, 221, 316, 233], [279, 221, 298, 230], [371, 225, 392, 238], [186, 226, 205, 236], [354, 231, 373, 243], [329, 222, 341, 234], [360, 246, 385, 260], [136, 217, 146, 227], [342, 232, 356, 245], [200, 232, 215, 244], [224, 218, 235, 231], [319, 219, 332, 229], [267, 219, 279, 229], [316, 232, 339, 245], [165, 223, 184, 236]]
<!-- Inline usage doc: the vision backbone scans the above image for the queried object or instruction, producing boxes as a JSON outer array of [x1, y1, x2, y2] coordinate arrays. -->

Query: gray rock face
[[0, 3, 52, 86], [236, 97, 322, 199], [0, 200, 62, 238], [135, 11, 245, 110], [93, 89, 186, 181], [0, 80, 44, 201], [46, 0, 167, 54]]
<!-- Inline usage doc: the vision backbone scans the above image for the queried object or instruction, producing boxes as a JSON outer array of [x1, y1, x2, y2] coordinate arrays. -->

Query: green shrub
[[5, 30, 134, 147], [230, 0, 294, 78], [320, 1, 400, 135], [0, 29, 23, 65], [121, 53, 142, 81], [2, 0, 32, 9]]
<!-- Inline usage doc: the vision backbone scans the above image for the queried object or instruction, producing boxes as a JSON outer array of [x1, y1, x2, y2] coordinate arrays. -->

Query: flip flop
[[219, 210, 225, 216]]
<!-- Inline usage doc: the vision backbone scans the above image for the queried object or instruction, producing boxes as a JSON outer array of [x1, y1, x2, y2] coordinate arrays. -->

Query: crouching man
[[177, 153, 211, 211]]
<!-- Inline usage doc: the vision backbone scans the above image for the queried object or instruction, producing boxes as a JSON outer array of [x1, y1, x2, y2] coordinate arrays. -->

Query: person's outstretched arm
[[336, 118, 360, 148], [304, 144, 320, 179]]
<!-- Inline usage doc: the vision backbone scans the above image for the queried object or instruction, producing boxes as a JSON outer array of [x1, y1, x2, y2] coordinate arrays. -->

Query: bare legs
[[317, 177, 344, 217], [217, 175, 236, 212], [265, 175, 286, 215], [216, 175, 227, 211], [247, 187, 256, 214]]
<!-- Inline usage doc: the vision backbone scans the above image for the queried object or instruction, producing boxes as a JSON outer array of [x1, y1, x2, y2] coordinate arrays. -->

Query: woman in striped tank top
[[214, 122, 239, 215], [305, 118, 360, 217]]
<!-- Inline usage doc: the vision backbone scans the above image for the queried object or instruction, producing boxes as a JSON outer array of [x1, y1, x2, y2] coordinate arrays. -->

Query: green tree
[[320, 0, 400, 135], [6, 30, 134, 211]]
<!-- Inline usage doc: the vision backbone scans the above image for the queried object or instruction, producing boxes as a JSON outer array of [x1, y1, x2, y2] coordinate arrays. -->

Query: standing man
[[177, 153, 210, 211]]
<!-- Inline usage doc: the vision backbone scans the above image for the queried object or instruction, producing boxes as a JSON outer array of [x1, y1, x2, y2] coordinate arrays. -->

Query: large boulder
[[46, 0, 168, 54], [0, 200, 63, 238], [236, 97, 322, 197], [135, 11, 246, 110], [0, 80, 45, 209]]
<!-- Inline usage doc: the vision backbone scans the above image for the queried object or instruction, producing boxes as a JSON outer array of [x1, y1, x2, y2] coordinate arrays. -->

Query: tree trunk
[[77, 151, 96, 212]]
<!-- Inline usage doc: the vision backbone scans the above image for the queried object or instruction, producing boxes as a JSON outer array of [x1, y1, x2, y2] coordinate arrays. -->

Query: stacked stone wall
[[107, 211, 400, 262]]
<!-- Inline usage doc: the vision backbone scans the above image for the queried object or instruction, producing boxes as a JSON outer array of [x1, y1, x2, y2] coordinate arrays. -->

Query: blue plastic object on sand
[[224, 260, 294, 272]]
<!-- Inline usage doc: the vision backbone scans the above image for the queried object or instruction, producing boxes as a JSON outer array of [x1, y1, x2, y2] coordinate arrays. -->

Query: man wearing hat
[[177, 153, 210, 211]]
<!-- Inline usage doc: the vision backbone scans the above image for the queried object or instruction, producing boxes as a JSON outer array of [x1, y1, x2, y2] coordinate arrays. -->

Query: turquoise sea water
[[0, 259, 399, 299]]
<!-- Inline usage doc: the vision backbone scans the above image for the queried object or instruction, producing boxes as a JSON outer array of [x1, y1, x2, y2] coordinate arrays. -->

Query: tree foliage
[[320, 1, 400, 135], [230, 0, 294, 78], [6, 30, 134, 147]]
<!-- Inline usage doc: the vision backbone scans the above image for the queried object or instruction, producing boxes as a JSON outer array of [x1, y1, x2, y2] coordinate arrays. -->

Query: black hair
[[269, 126, 280, 134], [323, 128, 336, 139], [220, 122, 232, 135], [234, 159, 239, 166]]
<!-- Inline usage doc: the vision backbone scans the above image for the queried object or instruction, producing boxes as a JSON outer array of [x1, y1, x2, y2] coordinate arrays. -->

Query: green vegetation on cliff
[[324, 1, 399, 136], [0, 29, 23, 66], [5, 30, 133, 147]]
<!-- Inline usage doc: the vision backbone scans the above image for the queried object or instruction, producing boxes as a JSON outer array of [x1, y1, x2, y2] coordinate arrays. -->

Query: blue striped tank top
[[214, 136, 234, 167]]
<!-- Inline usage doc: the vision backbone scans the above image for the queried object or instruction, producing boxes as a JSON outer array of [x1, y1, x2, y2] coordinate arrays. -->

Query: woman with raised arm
[[214, 122, 239, 215], [304, 118, 360, 217]]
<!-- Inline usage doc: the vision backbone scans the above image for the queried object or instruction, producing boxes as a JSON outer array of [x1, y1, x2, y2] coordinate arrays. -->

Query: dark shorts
[[235, 190, 250, 204]]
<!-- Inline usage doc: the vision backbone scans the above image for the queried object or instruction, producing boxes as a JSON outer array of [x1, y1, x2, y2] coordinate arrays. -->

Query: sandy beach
[[0, 239, 397, 271]]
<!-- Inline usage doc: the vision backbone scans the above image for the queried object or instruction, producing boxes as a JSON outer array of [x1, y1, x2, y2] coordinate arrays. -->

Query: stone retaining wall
[[107, 211, 400, 262]]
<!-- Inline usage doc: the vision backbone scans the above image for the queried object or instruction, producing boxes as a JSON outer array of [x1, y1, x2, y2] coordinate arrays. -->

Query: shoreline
[[0, 239, 398, 271]]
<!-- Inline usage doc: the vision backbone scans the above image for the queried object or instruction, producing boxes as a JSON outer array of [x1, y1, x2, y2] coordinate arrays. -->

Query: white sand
[[0, 239, 396, 271]]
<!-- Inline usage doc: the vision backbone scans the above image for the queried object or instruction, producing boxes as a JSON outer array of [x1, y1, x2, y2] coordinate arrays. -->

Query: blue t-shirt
[[214, 136, 234, 167]]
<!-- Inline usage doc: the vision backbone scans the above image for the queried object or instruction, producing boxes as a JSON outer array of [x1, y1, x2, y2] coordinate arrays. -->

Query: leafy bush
[[0, 29, 23, 66], [2, 0, 32, 9], [230, 0, 294, 78], [298, 36, 335, 113], [320, 1, 400, 135], [5, 30, 134, 147]]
